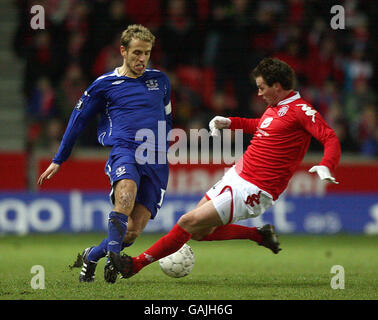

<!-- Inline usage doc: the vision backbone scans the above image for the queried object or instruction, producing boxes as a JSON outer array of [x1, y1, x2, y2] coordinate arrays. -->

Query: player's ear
[[273, 82, 282, 91], [120, 45, 127, 57]]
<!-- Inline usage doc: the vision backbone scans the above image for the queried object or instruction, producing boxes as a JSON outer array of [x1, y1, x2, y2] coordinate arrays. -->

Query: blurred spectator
[[159, 0, 200, 70], [274, 40, 306, 85], [26, 77, 61, 152], [22, 30, 56, 99], [92, 33, 123, 77], [125, 0, 162, 33], [56, 63, 89, 120], [358, 104, 377, 157], [207, 0, 256, 116], [343, 49, 373, 92], [87, 0, 133, 59]]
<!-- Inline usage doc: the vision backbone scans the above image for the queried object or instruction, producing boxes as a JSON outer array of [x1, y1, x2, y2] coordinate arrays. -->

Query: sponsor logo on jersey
[[256, 127, 269, 137], [297, 103, 317, 123], [278, 105, 289, 117], [145, 79, 159, 90], [112, 80, 125, 85], [260, 117, 273, 129]]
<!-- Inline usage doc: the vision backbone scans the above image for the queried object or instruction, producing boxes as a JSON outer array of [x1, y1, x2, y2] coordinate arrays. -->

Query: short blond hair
[[120, 24, 155, 49]]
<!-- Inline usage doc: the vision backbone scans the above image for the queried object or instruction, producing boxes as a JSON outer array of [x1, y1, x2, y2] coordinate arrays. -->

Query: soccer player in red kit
[[109, 58, 341, 279]]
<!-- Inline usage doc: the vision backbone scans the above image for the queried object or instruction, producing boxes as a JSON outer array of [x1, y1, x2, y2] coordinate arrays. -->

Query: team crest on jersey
[[145, 79, 159, 90], [278, 105, 289, 117]]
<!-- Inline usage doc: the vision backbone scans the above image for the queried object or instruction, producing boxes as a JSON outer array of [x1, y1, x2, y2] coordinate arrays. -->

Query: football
[[159, 244, 195, 278]]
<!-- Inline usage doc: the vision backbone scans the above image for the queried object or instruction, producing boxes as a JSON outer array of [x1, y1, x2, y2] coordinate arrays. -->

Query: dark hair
[[252, 58, 295, 90]]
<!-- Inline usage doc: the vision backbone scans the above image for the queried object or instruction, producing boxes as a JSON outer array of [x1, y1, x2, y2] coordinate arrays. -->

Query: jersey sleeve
[[295, 103, 341, 172], [229, 117, 260, 134], [52, 81, 106, 164], [163, 74, 172, 134]]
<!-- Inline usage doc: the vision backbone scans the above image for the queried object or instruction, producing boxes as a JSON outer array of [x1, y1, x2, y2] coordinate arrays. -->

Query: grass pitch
[[0, 233, 377, 300]]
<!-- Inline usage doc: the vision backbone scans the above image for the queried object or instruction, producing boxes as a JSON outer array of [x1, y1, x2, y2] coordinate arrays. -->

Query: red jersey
[[229, 91, 341, 200]]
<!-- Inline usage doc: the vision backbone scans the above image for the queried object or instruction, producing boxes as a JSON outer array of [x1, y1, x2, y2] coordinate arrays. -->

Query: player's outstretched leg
[[257, 224, 282, 254], [79, 246, 97, 282]]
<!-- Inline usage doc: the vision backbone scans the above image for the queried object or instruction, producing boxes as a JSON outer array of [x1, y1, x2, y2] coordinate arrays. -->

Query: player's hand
[[209, 116, 231, 136], [37, 162, 60, 186], [308, 165, 339, 184]]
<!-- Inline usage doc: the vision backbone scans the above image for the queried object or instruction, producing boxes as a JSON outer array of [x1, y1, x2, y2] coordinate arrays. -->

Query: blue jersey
[[53, 68, 172, 164]]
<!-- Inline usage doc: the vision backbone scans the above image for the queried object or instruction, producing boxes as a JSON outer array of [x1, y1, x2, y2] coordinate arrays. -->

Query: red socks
[[200, 224, 262, 243], [133, 224, 192, 274]]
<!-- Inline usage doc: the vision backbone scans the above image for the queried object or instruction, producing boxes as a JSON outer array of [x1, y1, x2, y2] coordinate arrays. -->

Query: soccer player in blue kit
[[37, 25, 172, 283]]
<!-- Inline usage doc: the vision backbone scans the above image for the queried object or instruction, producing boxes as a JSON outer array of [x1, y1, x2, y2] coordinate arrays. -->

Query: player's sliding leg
[[192, 196, 280, 252], [192, 222, 280, 254], [109, 200, 223, 278], [191, 196, 262, 242], [195, 224, 262, 242]]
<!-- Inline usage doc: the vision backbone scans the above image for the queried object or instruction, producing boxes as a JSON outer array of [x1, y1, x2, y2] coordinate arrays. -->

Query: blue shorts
[[105, 148, 169, 219]]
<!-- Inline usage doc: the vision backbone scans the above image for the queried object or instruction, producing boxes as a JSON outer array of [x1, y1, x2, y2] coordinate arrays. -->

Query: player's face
[[255, 76, 280, 106], [122, 38, 152, 78]]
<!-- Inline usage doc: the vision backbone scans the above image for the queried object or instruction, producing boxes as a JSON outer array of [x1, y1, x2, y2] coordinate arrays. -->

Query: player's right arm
[[228, 117, 260, 134], [38, 81, 105, 186], [209, 116, 260, 136]]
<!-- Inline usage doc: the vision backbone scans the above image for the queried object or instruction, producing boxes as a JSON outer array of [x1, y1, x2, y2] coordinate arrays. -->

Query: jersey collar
[[114, 67, 146, 79], [277, 91, 301, 106]]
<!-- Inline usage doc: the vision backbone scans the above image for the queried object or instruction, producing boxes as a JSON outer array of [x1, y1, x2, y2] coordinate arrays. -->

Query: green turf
[[0, 233, 377, 300]]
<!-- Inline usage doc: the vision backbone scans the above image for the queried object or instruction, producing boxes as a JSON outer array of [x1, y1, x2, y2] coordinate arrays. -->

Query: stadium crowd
[[13, 0, 377, 157]]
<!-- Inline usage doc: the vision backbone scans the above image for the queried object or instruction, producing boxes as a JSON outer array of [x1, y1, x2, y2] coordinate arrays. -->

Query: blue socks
[[87, 211, 131, 263], [107, 211, 128, 254], [87, 238, 108, 262], [87, 239, 134, 262]]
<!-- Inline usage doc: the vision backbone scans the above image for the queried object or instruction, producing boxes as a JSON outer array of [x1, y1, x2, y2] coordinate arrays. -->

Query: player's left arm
[[296, 103, 341, 184]]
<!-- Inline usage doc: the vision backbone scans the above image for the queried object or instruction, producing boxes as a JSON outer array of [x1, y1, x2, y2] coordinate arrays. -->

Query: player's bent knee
[[177, 212, 204, 234], [177, 213, 195, 230]]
